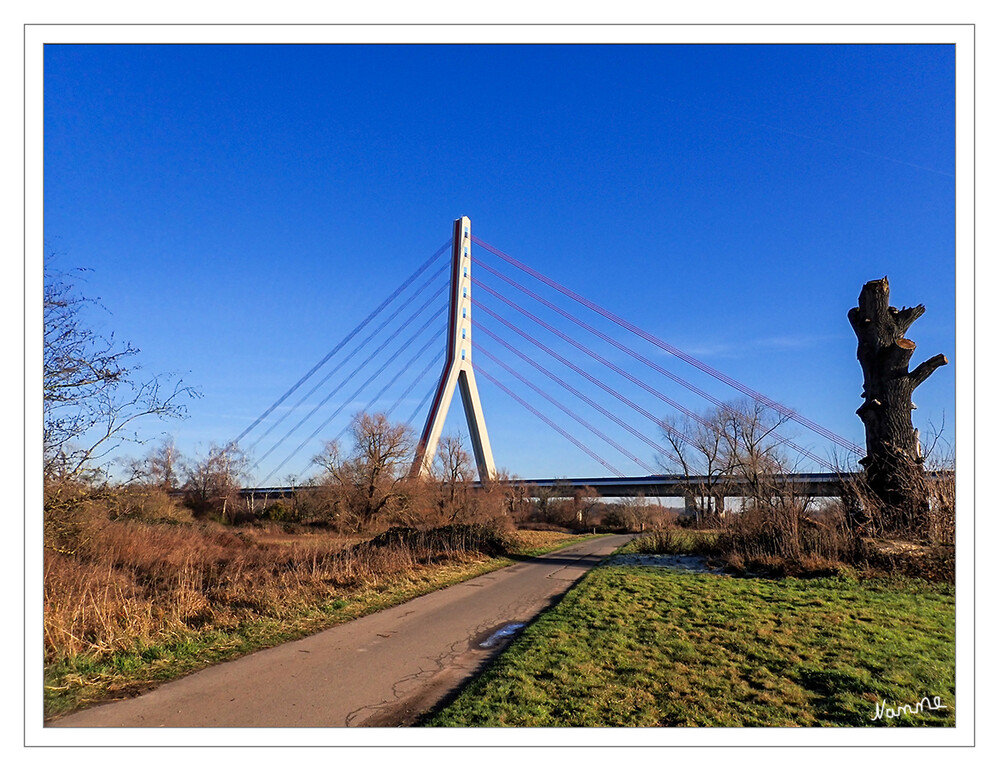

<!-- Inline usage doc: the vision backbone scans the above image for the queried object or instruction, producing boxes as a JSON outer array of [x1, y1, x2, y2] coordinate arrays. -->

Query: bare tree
[[311, 437, 345, 480], [717, 400, 811, 559], [430, 434, 475, 523], [573, 486, 601, 529], [501, 475, 533, 525], [313, 413, 414, 531], [604, 495, 648, 532], [662, 399, 818, 559], [182, 444, 248, 521], [531, 480, 573, 525], [661, 410, 736, 526], [848, 277, 948, 532], [43, 264, 199, 480], [717, 402, 793, 491], [133, 437, 183, 489], [309, 439, 353, 527]]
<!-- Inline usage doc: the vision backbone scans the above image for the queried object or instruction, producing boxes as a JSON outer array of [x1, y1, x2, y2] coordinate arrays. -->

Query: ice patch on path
[[604, 554, 724, 574], [479, 623, 526, 648]]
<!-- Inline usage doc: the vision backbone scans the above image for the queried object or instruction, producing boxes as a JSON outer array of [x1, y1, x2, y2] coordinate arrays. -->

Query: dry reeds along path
[[49, 533, 633, 728]]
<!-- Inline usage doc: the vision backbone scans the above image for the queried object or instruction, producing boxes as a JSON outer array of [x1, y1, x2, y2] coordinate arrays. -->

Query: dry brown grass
[[43, 517, 514, 664], [510, 530, 585, 552]]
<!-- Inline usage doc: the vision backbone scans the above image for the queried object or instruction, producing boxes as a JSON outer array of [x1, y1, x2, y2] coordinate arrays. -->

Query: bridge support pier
[[411, 216, 496, 482], [684, 494, 697, 518], [683, 494, 726, 521]]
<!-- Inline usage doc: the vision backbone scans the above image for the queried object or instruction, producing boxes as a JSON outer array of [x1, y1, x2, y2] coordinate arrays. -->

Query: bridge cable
[[403, 382, 440, 436], [475, 325, 685, 468], [246, 264, 449, 455], [475, 364, 625, 477], [253, 292, 448, 479], [472, 275, 836, 471], [261, 301, 449, 485], [473, 236, 863, 457], [472, 260, 846, 465], [476, 315, 696, 453], [294, 330, 444, 480], [475, 287, 833, 471], [476, 301, 819, 470], [386, 357, 443, 423], [475, 345, 658, 474], [228, 238, 451, 451], [473, 269, 777, 435]]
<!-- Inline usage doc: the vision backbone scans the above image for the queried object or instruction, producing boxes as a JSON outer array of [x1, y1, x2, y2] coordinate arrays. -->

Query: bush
[[630, 508, 868, 579], [601, 506, 639, 532], [710, 508, 860, 578], [368, 523, 514, 558], [107, 485, 193, 524], [839, 465, 955, 546], [44, 480, 109, 555], [857, 540, 955, 583], [263, 501, 298, 523], [629, 528, 718, 556]]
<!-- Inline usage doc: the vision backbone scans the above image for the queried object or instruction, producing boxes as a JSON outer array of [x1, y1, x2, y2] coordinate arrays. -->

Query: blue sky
[[43, 43, 958, 484]]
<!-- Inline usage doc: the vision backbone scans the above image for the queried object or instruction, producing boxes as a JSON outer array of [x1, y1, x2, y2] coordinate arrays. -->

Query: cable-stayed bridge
[[230, 216, 866, 500]]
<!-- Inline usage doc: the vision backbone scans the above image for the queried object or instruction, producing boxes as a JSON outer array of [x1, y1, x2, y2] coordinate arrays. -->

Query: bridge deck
[[239, 472, 878, 500]]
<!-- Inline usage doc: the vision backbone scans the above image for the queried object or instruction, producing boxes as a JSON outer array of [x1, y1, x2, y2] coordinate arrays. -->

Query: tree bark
[[848, 277, 948, 533]]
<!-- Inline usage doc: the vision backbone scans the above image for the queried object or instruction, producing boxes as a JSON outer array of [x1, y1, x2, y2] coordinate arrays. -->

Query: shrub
[[857, 540, 955, 583], [263, 501, 297, 522], [368, 523, 514, 558], [631, 508, 864, 579], [838, 463, 955, 546], [629, 528, 718, 556], [107, 485, 193, 524], [710, 507, 860, 578], [601, 506, 639, 532], [44, 479, 111, 555]]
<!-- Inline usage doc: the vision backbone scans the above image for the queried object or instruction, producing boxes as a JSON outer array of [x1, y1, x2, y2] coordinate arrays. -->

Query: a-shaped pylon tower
[[411, 216, 497, 481]]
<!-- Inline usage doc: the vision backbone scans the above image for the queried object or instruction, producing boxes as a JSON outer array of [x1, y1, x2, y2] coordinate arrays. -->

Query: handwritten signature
[[871, 695, 949, 722]]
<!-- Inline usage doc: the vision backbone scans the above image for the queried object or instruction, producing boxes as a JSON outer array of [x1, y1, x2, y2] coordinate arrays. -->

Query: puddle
[[478, 623, 525, 649]]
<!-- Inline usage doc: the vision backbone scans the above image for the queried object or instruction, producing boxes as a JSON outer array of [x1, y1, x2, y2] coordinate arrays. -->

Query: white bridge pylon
[[411, 216, 497, 481]]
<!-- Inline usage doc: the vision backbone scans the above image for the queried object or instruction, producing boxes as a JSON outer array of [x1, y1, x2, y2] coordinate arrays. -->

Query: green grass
[[622, 529, 720, 557], [424, 566, 955, 727]]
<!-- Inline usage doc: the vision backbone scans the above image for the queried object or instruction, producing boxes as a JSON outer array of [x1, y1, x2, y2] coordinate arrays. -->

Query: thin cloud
[[677, 334, 842, 360]]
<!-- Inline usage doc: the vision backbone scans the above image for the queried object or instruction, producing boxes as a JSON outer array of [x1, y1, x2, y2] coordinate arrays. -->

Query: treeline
[[45, 409, 681, 559], [652, 399, 955, 580]]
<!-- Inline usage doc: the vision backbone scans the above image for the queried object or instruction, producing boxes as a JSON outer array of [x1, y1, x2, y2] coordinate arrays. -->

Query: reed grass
[[42, 518, 581, 718]]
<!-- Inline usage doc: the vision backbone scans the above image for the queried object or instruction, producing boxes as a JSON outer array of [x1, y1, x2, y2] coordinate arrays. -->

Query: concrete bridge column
[[684, 495, 698, 517], [714, 495, 725, 518]]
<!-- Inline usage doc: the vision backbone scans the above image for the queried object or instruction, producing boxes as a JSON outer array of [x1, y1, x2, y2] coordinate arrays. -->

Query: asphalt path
[[49, 533, 633, 728]]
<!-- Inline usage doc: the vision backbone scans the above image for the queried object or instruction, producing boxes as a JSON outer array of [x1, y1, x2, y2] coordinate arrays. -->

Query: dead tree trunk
[[848, 277, 948, 535]]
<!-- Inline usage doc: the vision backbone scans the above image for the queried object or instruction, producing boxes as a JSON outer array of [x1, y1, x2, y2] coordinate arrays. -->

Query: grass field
[[424, 564, 955, 727]]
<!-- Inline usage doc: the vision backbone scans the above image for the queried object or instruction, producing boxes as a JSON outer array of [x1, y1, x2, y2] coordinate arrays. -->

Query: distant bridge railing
[[494, 473, 852, 499], [236, 472, 889, 502]]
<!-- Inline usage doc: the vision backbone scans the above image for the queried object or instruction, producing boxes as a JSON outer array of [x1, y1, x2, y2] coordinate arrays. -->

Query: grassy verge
[[424, 565, 955, 727], [621, 529, 720, 557], [44, 528, 586, 720], [508, 529, 603, 557]]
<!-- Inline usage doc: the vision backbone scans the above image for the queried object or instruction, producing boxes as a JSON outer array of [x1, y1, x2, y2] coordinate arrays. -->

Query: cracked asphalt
[[49, 533, 633, 728]]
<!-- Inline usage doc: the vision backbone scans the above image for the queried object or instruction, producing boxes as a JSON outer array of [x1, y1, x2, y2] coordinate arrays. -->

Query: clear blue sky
[[43, 44, 957, 484]]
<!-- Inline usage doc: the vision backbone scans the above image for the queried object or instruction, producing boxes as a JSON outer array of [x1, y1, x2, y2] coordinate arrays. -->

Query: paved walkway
[[49, 534, 633, 728]]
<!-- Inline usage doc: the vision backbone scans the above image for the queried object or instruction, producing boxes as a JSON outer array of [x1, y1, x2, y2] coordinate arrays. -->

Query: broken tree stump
[[848, 277, 948, 534]]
